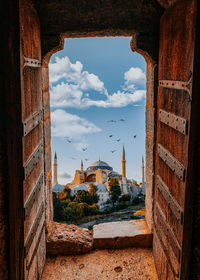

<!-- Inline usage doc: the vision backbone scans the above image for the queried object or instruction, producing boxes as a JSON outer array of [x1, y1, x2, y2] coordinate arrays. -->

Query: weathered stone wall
[[189, 2, 200, 276], [1, 0, 23, 279], [35, 0, 164, 58], [157, 0, 177, 8], [0, 105, 9, 279], [190, 142, 200, 278], [46, 222, 93, 255], [145, 63, 158, 232], [42, 64, 53, 225]]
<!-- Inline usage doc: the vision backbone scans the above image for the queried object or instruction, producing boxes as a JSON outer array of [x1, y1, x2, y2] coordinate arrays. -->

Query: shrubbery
[[53, 188, 100, 223], [119, 193, 130, 203], [132, 194, 145, 205]]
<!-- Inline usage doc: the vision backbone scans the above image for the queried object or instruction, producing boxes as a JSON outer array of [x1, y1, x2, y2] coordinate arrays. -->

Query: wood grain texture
[[20, 0, 46, 278], [153, 0, 197, 279]]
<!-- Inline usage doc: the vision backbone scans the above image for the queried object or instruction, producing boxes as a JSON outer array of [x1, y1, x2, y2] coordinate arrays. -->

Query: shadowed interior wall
[[1, 0, 24, 279], [1, 1, 200, 279]]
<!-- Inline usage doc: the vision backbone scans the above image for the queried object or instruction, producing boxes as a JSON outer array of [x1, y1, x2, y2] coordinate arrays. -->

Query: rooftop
[[87, 160, 113, 172]]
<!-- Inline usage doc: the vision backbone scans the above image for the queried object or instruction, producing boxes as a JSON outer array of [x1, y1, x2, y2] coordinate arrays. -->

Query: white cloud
[[49, 56, 82, 83], [49, 56, 106, 93], [50, 82, 83, 108], [51, 109, 101, 139], [59, 172, 71, 179], [49, 56, 146, 109], [82, 90, 146, 108], [124, 67, 146, 89]]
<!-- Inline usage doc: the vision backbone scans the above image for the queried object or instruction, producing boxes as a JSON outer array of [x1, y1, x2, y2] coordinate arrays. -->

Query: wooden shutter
[[20, 1, 46, 279], [153, 1, 197, 279]]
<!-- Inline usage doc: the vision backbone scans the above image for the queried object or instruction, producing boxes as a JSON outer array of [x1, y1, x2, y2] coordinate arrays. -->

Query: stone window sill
[[46, 220, 152, 256]]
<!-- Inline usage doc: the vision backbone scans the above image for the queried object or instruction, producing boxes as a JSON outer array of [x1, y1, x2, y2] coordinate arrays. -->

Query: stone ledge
[[46, 221, 93, 255], [93, 220, 152, 249], [42, 248, 158, 280]]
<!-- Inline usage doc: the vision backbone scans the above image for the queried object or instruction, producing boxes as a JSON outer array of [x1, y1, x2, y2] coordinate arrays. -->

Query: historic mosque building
[[52, 145, 145, 210]]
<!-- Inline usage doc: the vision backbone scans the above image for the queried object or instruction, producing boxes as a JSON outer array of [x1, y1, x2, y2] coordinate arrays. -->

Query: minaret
[[122, 144, 126, 182], [81, 160, 83, 172], [141, 155, 145, 194], [53, 152, 58, 185], [121, 145, 128, 193], [142, 155, 145, 184]]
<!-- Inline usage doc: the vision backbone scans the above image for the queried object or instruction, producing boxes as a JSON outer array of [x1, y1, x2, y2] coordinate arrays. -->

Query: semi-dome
[[52, 184, 64, 193], [108, 171, 121, 177], [87, 160, 113, 172], [71, 184, 88, 195], [95, 183, 109, 193]]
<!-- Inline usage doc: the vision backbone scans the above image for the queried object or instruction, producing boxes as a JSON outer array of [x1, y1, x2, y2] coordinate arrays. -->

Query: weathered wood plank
[[23, 110, 43, 136], [24, 202, 44, 257], [158, 144, 185, 181], [157, 175, 183, 223], [24, 172, 44, 218], [23, 142, 43, 179]]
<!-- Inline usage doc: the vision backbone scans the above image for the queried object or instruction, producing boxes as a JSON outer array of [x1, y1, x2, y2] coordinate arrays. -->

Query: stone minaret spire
[[81, 160, 83, 172], [122, 144, 126, 182], [141, 155, 145, 194], [53, 152, 58, 185], [142, 155, 145, 184]]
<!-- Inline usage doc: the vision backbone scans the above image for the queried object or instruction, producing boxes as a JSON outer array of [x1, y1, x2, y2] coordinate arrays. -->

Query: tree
[[58, 187, 72, 201], [119, 193, 130, 202], [88, 183, 97, 196], [64, 201, 84, 222], [88, 183, 99, 203], [109, 177, 121, 206], [53, 192, 66, 222], [74, 190, 93, 205]]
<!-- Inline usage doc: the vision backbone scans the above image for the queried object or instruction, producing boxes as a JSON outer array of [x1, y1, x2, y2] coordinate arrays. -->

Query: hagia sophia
[[52, 145, 145, 210]]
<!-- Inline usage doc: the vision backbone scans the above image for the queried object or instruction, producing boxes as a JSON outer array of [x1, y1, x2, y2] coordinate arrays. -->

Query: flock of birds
[[65, 118, 137, 160]]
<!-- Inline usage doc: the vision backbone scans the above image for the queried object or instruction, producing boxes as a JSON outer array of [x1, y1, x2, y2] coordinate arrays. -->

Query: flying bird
[[119, 118, 125, 122], [85, 158, 89, 161], [133, 135, 137, 138], [109, 135, 113, 138], [116, 138, 120, 142], [82, 147, 87, 151], [107, 120, 116, 123], [110, 150, 116, 153], [65, 137, 72, 143]]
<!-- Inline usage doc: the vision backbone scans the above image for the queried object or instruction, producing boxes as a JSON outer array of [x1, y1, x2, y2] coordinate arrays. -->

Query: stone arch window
[[43, 32, 157, 232], [86, 174, 97, 182], [1, 1, 165, 279], [3, 1, 200, 279]]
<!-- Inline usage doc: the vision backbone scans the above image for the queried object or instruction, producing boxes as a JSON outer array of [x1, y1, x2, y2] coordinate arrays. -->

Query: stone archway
[[42, 34, 159, 234]]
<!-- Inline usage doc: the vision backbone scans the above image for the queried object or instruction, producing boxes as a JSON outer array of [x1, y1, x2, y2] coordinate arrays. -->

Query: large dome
[[87, 160, 113, 172]]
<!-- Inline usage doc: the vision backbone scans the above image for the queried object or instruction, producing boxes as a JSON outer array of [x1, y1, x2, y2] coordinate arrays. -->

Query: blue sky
[[50, 37, 146, 185]]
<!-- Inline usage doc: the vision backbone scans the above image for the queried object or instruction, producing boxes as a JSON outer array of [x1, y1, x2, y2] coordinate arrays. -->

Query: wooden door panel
[[153, 1, 197, 279], [23, 124, 43, 164], [20, 0, 46, 279], [153, 231, 168, 280]]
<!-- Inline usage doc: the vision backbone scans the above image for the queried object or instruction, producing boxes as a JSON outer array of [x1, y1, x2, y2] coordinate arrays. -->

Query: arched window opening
[[49, 37, 147, 228]]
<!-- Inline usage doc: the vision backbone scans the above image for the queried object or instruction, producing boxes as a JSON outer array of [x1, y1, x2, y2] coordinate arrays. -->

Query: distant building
[[52, 152, 63, 195], [52, 146, 145, 208], [65, 145, 140, 210]]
